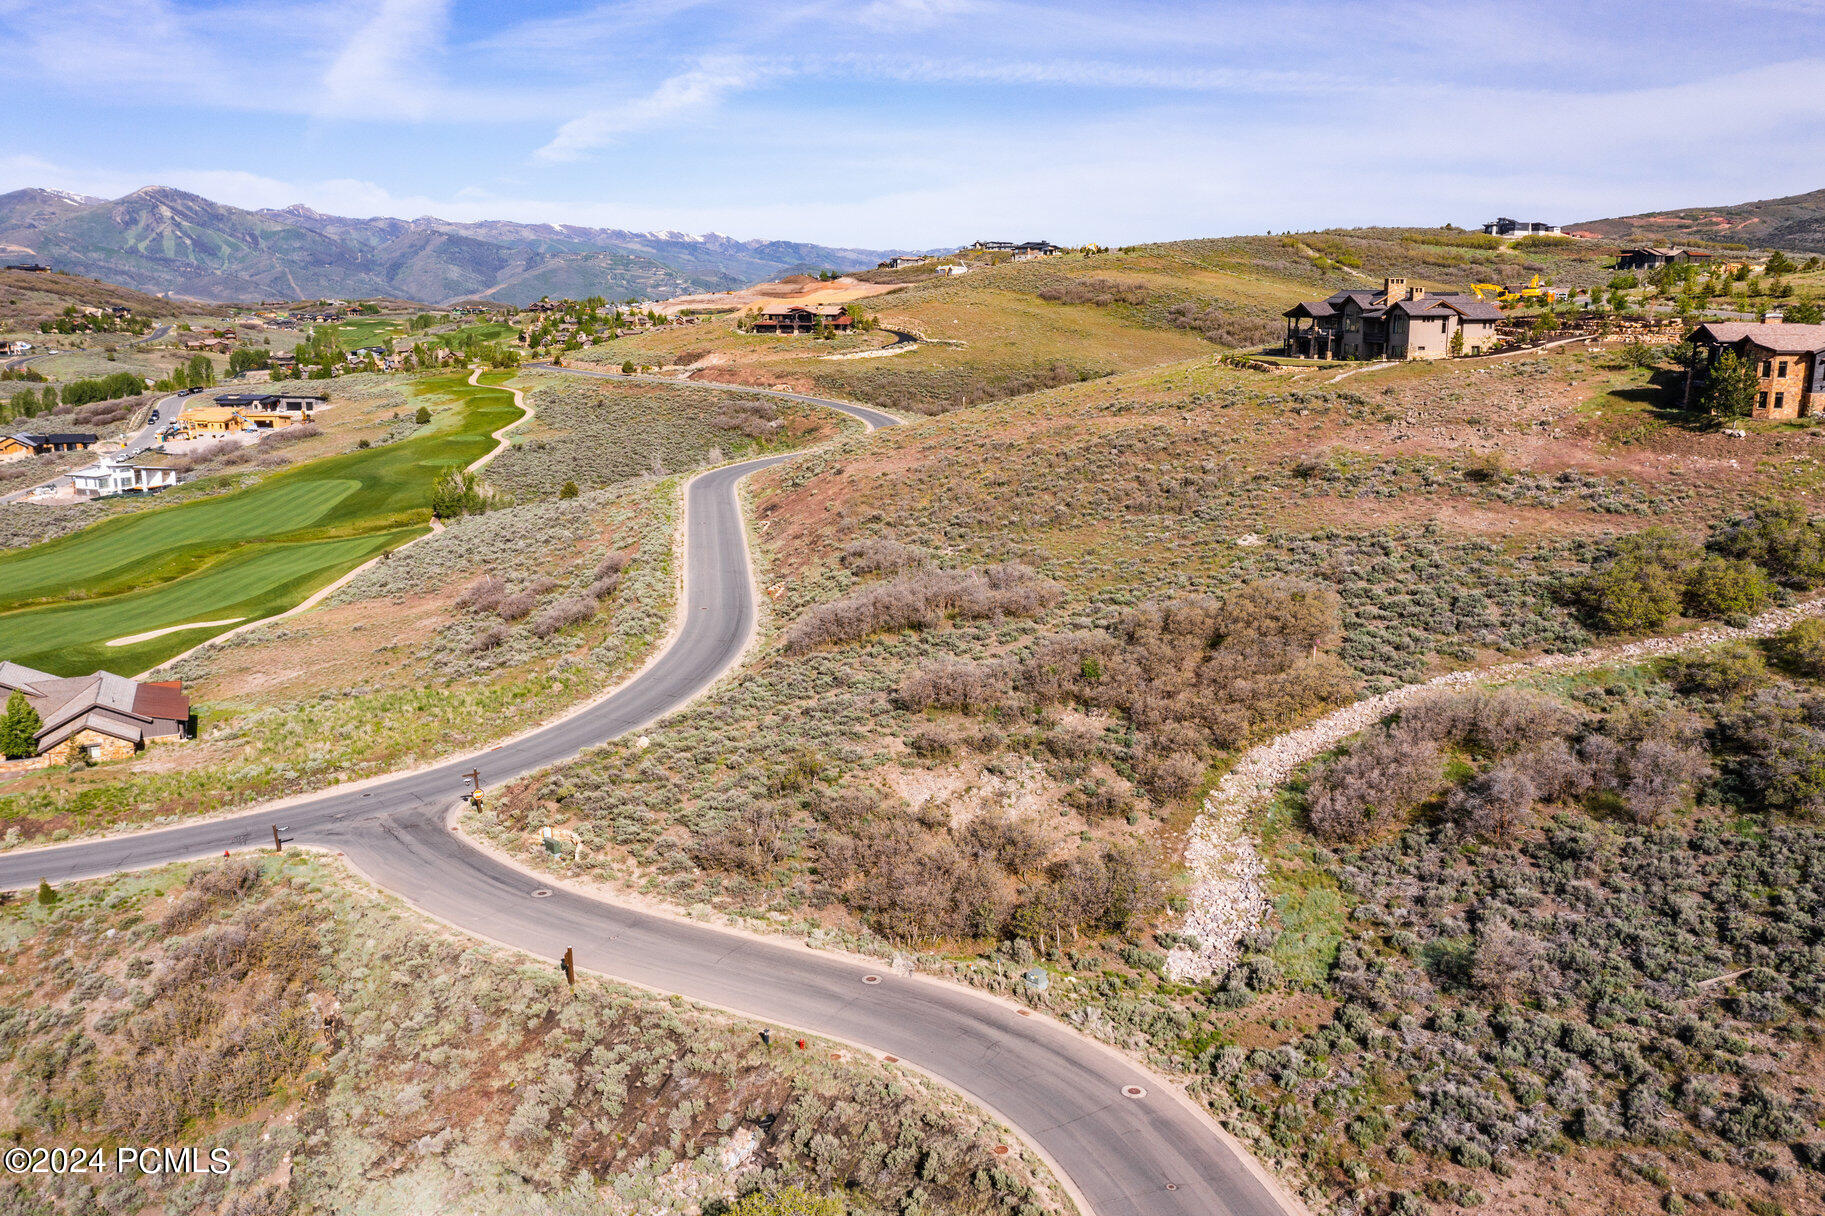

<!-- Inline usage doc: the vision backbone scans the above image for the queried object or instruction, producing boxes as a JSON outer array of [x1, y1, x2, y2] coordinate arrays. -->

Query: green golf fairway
[[0, 527, 421, 675], [0, 478, 363, 605], [0, 370, 521, 674]]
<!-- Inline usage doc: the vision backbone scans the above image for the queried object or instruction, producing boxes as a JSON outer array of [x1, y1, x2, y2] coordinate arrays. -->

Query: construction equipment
[[1470, 276, 1558, 306]]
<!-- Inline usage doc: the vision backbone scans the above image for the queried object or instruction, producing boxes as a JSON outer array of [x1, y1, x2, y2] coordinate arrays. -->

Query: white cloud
[[317, 0, 453, 120], [534, 57, 760, 162]]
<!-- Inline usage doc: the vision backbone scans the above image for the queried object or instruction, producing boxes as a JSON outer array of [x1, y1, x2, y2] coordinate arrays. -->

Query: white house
[[2, 340, 32, 355], [69, 455, 180, 498], [936, 264, 970, 276]]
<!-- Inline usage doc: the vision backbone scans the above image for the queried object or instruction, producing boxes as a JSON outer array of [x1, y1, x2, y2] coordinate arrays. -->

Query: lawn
[[0, 526, 417, 674], [0, 370, 522, 673], [324, 318, 402, 348]]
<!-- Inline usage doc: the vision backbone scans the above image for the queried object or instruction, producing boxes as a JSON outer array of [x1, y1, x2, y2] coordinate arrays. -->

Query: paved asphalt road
[[0, 369, 1298, 1216]]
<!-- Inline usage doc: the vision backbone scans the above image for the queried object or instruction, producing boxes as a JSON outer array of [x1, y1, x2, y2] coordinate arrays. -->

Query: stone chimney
[[1762, 307, 1784, 324], [1384, 276, 1405, 302]]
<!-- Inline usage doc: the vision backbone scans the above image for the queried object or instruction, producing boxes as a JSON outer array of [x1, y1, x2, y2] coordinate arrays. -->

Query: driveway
[[0, 371, 1301, 1216]]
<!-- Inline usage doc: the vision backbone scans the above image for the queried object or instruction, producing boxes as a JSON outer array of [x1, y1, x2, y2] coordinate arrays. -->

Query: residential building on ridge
[[751, 304, 854, 335], [1482, 218, 1561, 236], [1282, 277, 1503, 361], [1616, 247, 1716, 272], [1683, 322, 1825, 420]]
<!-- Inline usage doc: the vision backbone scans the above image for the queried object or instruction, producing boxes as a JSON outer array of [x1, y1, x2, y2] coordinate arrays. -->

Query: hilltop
[[0, 264, 179, 328], [587, 226, 1622, 413], [0, 186, 925, 305], [1572, 184, 1825, 251]]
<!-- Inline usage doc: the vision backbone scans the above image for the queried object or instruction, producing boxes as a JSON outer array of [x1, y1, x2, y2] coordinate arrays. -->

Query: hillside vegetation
[[484, 318, 1825, 1212], [0, 855, 1065, 1216], [1575, 185, 1825, 252], [577, 228, 1626, 416], [0, 266, 177, 330], [1214, 641, 1825, 1216]]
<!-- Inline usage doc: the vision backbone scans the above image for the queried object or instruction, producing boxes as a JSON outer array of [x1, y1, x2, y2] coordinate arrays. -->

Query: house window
[[1763, 360, 1774, 375], [1776, 393, 1785, 411], [1760, 392, 1769, 409], [1780, 361, 1789, 377]]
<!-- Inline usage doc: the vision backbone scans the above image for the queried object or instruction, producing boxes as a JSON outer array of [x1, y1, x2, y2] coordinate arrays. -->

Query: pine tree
[[0, 690, 41, 759]]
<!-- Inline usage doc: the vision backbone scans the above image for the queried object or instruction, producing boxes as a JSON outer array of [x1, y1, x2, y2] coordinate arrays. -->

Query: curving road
[[0, 368, 1301, 1216]]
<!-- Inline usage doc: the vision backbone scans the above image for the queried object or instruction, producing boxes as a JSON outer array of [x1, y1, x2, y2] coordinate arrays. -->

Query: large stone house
[[0, 663, 190, 765], [751, 304, 853, 335], [1683, 322, 1825, 420], [1283, 277, 1503, 361]]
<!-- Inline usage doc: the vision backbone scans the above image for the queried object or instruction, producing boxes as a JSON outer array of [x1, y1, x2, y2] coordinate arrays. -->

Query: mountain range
[[0, 186, 926, 305], [1573, 186, 1825, 253]]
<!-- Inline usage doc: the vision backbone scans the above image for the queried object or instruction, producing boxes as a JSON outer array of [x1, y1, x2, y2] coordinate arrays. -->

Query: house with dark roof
[[0, 432, 98, 462], [1283, 277, 1503, 361], [1482, 218, 1561, 237], [0, 662, 190, 765], [751, 304, 853, 335], [1683, 322, 1825, 420], [1616, 247, 1716, 273]]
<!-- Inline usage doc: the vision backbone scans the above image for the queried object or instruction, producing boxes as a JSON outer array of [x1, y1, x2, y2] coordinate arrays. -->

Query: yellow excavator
[[1470, 275, 1557, 306]]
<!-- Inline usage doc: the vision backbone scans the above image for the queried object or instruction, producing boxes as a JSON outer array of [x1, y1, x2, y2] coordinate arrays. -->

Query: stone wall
[[43, 729, 138, 766]]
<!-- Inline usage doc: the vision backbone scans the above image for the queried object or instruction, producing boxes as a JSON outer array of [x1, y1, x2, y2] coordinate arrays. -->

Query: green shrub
[[1768, 618, 1825, 678], [1712, 500, 1825, 587], [1682, 556, 1771, 619], [1575, 529, 1700, 633], [1665, 641, 1768, 700]]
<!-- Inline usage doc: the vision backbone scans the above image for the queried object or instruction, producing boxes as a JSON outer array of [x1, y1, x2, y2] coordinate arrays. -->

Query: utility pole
[[559, 947, 575, 988]]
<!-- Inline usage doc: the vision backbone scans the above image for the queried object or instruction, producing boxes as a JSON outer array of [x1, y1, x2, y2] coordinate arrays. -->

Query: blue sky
[[2, 0, 1822, 247]]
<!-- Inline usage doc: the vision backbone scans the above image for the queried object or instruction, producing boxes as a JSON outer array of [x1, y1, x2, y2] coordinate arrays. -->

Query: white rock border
[[1165, 596, 1825, 982]]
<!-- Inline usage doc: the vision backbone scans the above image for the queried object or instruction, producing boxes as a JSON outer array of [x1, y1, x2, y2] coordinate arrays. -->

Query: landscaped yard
[[0, 370, 523, 673]]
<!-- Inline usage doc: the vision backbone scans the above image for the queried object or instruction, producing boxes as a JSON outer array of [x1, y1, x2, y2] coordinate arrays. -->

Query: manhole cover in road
[[862, 974, 882, 984], [530, 888, 552, 899], [1166, 1183, 1178, 1191], [1122, 1085, 1146, 1099]]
